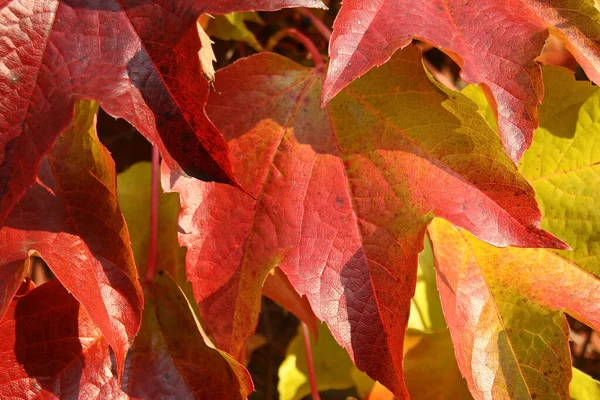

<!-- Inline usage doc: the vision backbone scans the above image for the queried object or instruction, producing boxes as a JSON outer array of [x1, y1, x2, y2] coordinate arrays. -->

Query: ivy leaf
[[324, 0, 600, 161], [0, 279, 121, 398], [0, 0, 325, 225], [163, 46, 565, 396], [428, 218, 600, 399], [122, 271, 254, 399], [0, 100, 143, 377]]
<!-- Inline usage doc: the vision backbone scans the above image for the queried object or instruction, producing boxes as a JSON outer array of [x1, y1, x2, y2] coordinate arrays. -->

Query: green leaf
[[205, 12, 264, 51], [278, 323, 374, 400], [571, 368, 600, 400], [408, 237, 446, 333], [519, 66, 600, 273], [464, 66, 600, 273], [117, 162, 186, 285]]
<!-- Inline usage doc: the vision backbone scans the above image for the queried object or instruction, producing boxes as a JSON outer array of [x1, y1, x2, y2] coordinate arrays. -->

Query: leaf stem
[[297, 8, 331, 41], [266, 28, 324, 72], [302, 322, 320, 400], [145, 145, 160, 284]]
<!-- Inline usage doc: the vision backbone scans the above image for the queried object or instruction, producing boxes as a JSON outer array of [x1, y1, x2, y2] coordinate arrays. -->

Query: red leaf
[[163, 48, 565, 396], [0, 0, 325, 225], [0, 101, 142, 377], [324, 0, 600, 160], [0, 279, 121, 399], [122, 271, 254, 399]]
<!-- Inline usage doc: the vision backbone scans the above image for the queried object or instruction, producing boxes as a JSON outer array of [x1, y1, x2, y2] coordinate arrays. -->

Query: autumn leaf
[[0, 0, 326, 225], [404, 238, 471, 399], [465, 65, 600, 274], [430, 64, 600, 400], [519, 66, 600, 273], [121, 271, 254, 399], [429, 218, 600, 399], [163, 46, 565, 397], [0, 272, 254, 398], [0, 100, 143, 376], [0, 279, 121, 399], [324, 0, 600, 161]]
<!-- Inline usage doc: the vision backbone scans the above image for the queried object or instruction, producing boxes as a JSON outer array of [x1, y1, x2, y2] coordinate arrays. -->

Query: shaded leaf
[[325, 0, 600, 160], [262, 267, 319, 337], [0, 0, 325, 224], [464, 66, 600, 274], [277, 323, 372, 400], [0, 279, 121, 399], [117, 162, 186, 285], [121, 271, 253, 399], [0, 100, 143, 375], [429, 218, 600, 399], [519, 66, 600, 273], [408, 237, 446, 333], [205, 13, 264, 52], [404, 330, 472, 400], [163, 46, 564, 396], [404, 236, 472, 399]]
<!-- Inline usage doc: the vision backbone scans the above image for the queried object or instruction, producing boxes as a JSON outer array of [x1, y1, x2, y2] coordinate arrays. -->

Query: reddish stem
[[302, 322, 321, 400], [145, 145, 160, 284], [298, 8, 332, 41], [266, 28, 324, 72]]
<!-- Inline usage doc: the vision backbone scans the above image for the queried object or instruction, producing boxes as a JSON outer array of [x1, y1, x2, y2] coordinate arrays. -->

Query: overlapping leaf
[[0, 100, 143, 375], [0, 279, 121, 398], [163, 46, 565, 397], [262, 267, 319, 336], [0, 0, 325, 225], [429, 65, 600, 400], [325, 0, 600, 161], [429, 218, 600, 399], [278, 323, 374, 400], [121, 271, 254, 399], [203, 12, 264, 52], [519, 66, 600, 272], [0, 272, 253, 398], [117, 162, 186, 285]]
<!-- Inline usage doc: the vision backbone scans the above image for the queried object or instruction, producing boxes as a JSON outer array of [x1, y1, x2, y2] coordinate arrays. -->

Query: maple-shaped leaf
[[324, 0, 600, 161], [0, 0, 325, 226], [122, 271, 253, 399], [0, 279, 122, 399], [163, 46, 566, 396], [0, 100, 143, 376], [428, 218, 600, 399]]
